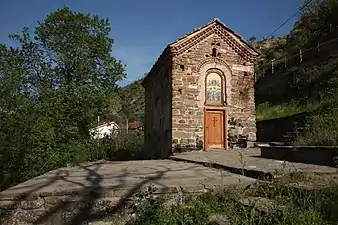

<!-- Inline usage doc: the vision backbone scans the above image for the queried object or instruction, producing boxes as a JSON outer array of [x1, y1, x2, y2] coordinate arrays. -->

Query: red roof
[[119, 121, 143, 129], [91, 121, 119, 128]]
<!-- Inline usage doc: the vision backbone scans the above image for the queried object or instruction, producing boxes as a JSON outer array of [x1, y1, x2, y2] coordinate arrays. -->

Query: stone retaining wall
[[256, 112, 310, 143], [0, 186, 205, 225], [261, 146, 338, 167], [0, 196, 122, 225]]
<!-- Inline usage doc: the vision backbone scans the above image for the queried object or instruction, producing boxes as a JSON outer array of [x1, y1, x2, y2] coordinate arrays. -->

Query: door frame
[[204, 108, 227, 150]]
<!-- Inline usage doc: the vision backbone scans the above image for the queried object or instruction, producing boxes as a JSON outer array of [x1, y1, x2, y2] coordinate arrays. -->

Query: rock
[[239, 197, 286, 213], [162, 197, 181, 210], [208, 213, 230, 225]]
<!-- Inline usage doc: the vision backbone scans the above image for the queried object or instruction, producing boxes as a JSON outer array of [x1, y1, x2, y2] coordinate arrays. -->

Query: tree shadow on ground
[[0, 169, 70, 223], [0, 160, 207, 224]]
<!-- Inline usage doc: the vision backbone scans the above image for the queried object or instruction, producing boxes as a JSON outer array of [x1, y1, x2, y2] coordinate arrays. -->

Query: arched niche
[[197, 59, 232, 107]]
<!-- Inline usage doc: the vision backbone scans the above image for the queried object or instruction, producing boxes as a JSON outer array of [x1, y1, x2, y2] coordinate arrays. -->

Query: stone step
[[170, 150, 337, 181], [269, 142, 286, 146], [254, 142, 270, 147]]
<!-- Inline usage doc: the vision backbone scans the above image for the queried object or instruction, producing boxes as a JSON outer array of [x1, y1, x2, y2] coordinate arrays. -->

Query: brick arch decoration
[[197, 58, 233, 108], [171, 24, 256, 62], [197, 57, 233, 74]]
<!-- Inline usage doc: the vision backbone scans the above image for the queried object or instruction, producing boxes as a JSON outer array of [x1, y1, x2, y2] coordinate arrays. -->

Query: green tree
[[0, 6, 125, 189], [0, 44, 39, 188], [33, 6, 125, 137]]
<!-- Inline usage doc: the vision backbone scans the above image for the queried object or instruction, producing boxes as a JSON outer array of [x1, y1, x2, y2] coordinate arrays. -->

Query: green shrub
[[294, 110, 338, 146], [99, 130, 145, 161], [0, 129, 144, 191], [130, 179, 338, 225]]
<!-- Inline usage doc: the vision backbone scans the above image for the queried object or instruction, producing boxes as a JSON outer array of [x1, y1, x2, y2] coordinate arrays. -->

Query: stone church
[[141, 18, 259, 158]]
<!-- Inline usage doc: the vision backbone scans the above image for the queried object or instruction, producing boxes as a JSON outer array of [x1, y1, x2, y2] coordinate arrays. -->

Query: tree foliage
[[0, 6, 127, 189]]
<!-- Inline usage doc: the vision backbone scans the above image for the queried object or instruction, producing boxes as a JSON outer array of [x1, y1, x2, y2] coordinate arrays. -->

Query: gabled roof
[[169, 18, 259, 55], [119, 121, 143, 129], [142, 18, 259, 86]]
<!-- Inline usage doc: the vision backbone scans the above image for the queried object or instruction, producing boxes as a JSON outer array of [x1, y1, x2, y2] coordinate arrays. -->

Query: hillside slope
[[255, 0, 338, 145], [119, 79, 145, 123]]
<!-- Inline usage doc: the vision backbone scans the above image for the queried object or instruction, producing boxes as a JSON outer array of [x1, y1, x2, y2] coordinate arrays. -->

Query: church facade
[[142, 18, 259, 158]]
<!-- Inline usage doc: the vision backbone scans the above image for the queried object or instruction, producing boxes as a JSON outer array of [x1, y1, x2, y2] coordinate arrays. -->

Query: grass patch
[[294, 112, 338, 146], [256, 98, 338, 146], [128, 175, 338, 225], [256, 102, 306, 121], [256, 97, 338, 121], [292, 98, 338, 146]]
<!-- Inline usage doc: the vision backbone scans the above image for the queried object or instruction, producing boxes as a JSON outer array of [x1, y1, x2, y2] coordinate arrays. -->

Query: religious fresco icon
[[206, 72, 222, 103]]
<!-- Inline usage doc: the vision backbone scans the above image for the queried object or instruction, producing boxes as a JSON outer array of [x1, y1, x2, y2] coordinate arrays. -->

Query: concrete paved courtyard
[[0, 159, 255, 200]]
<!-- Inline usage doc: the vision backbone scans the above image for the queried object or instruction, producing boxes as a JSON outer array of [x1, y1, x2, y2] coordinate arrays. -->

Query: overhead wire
[[267, 0, 316, 38], [255, 0, 334, 74], [257, 36, 338, 74]]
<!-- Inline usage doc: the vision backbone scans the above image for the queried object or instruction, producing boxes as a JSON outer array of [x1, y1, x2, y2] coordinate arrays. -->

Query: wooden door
[[205, 110, 226, 150]]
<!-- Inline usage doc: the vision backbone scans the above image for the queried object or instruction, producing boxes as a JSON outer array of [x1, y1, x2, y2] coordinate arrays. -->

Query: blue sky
[[0, 0, 303, 86]]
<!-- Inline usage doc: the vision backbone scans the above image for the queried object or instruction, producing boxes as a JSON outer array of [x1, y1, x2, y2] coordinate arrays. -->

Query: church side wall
[[171, 34, 256, 151], [143, 59, 172, 158]]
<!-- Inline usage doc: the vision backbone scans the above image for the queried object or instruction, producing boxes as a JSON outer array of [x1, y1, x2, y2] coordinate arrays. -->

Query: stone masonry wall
[[144, 59, 172, 158], [171, 34, 256, 150]]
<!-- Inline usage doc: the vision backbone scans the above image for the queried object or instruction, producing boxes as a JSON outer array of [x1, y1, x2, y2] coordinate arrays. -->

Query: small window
[[212, 48, 217, 57]]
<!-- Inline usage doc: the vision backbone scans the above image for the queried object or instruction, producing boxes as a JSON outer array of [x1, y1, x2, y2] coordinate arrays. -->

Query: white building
[[90, 121, 119, 139]]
